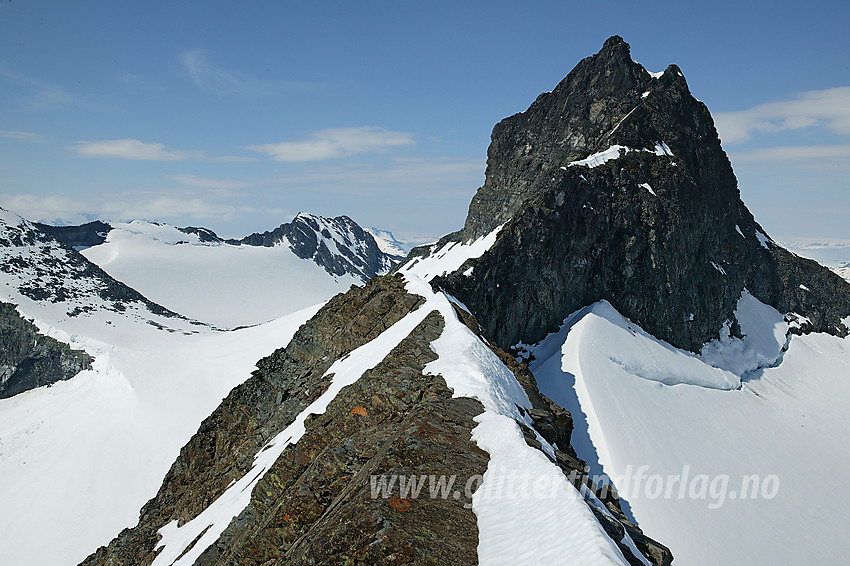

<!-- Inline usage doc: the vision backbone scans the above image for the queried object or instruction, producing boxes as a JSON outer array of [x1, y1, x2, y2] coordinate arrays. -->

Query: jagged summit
[[463, 35, 717, 240], [237, 212, 399, 280], [401, 36, 850, 353]]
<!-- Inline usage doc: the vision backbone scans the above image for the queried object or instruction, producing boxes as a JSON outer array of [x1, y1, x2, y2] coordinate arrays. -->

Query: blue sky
[[1, 0, 848, 241]]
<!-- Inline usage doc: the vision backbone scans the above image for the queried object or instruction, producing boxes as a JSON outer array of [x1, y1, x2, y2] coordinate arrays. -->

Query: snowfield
[[0, 304, 321, 566], [81, 220, 362, 328], [529, 298, 850, 566]]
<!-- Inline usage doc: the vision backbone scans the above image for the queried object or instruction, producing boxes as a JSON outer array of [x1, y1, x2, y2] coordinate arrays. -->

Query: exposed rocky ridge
[[80, 275, 428, 565], [82, 274, 670, 565], [34, 220, 113, 249], [179, 311, 486, 565], [178, 226, 224, 243], [237, 213, 400, 280], [0, 301, 93, 398], [410, 36, 850, 353]]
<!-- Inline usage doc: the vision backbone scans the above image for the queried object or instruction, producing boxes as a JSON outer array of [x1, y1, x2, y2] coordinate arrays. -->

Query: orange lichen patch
[[351, 406, 368, 416], [388, 497, 411, 512]]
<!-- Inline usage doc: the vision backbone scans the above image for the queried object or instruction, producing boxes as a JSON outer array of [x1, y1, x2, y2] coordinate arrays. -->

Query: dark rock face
[[0, 301, 93, 398], [237, 213, 399, 280], [178, 226, 224, 243], [424, 36, 850, 353], [34, 220, 113, 249]]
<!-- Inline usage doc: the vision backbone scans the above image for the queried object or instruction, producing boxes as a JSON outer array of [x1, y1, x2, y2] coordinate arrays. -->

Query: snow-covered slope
[[397, 225, 503, 282], [365, 226, 410, 257], [81, 220, 362, 328], [409, 277, 632, 565], [0, 208, 202, 342], [0, 304, 320, 566], [528, 298, 850, 566]]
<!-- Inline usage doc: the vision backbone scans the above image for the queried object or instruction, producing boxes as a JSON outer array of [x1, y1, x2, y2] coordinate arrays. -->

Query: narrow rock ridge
[[80, 275, 429, 564], [80, 274, 671, 565]]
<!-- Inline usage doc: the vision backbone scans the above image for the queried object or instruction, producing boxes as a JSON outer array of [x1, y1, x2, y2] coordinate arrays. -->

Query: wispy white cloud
[[211, 155, 259, 163], [1, 190, 263, 226], [180, 49, 311, 97], [98, 195, 245, 222], [248, 127, 416, 162], [0, 130, 42, 141], [728, 144, 850, 169], [0, 63, 111, 112], [0, 194, 94, 225], [714, 87, 850, 145], [68, 139, 204, 160], [168, 174, 249, 189]]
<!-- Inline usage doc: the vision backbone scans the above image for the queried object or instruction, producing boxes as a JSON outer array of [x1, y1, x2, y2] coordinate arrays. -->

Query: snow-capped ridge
[[0, 209, 203, 340], [528, 300, 741, 391], [700, 290, 789, 378], [529, 294, 850, 566]]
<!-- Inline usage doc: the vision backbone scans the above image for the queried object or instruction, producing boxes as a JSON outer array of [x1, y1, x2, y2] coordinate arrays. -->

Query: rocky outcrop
[[0, 301, 93, 398], [237, 213, 399, 280], [417, 36, 850, 353], [178, 226, 224, 243], [34, 220, 113, 249]]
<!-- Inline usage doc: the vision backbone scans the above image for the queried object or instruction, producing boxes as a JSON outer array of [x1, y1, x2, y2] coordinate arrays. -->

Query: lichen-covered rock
[[80, 275, 437, 565]]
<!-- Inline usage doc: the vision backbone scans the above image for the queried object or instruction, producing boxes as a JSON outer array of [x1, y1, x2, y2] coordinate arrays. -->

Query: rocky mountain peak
[[237, 212, 399, 280], [463, 36, 716, 240], [406, 37, 850, 354]]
